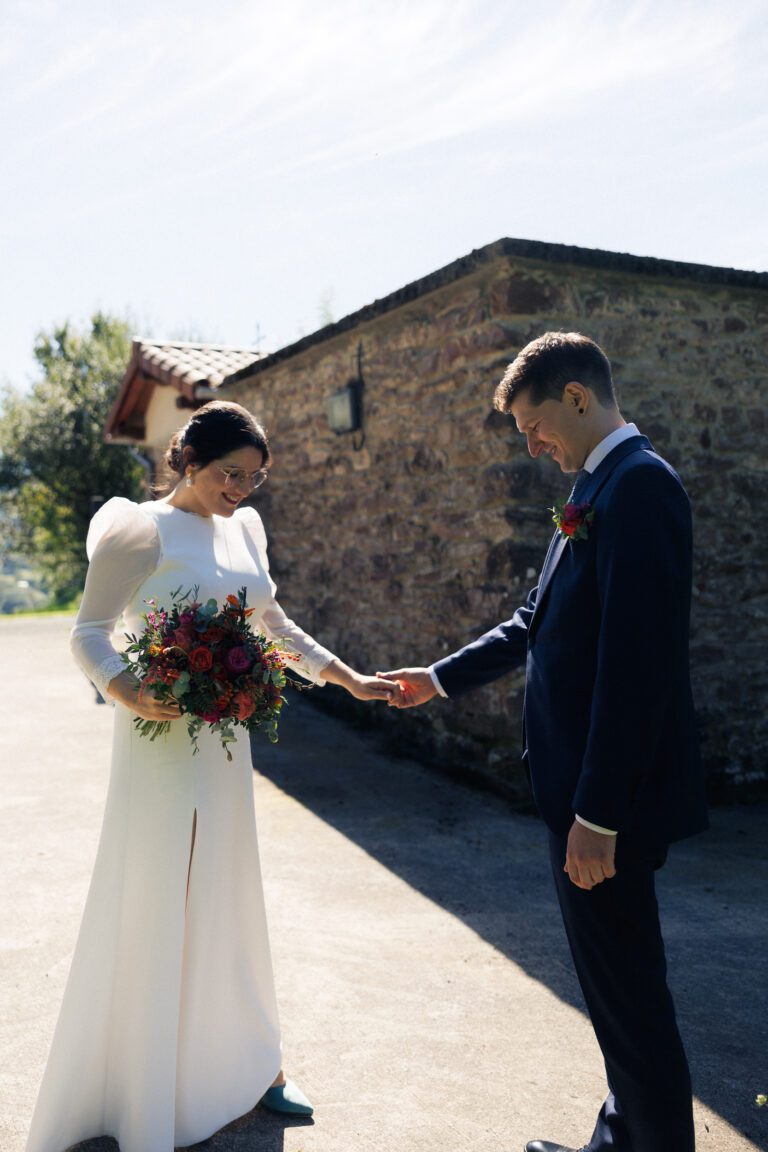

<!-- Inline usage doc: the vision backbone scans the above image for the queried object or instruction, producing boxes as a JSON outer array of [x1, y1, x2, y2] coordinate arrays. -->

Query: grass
[[0, 597, 81, 619]]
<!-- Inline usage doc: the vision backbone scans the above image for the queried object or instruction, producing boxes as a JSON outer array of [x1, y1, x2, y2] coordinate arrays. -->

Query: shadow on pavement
[[252, 694, 768, 1150], [61, 691, 768, 1152], [68, 1107, 312, 1152]]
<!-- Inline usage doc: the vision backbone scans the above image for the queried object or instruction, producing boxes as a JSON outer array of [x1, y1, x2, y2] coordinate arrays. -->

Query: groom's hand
[[375, 667, 437, 709], [565, 820, 617, 890]]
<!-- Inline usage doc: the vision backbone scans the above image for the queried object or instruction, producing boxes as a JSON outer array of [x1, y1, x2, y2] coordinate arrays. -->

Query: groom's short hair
[[494, 331, 616, 410]]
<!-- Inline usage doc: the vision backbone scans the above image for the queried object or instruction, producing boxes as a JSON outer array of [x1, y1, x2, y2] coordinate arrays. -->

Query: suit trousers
[[548, 833, 695, 1152]]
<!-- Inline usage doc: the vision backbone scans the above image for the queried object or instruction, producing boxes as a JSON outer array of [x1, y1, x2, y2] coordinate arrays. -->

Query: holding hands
[[375, 667, 437, 708], [112, 663, 405, 716], [322, 659, 406, 706]]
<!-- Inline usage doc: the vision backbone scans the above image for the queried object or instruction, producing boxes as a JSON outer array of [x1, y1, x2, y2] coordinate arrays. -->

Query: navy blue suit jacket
[[433, 436, 708, 848]]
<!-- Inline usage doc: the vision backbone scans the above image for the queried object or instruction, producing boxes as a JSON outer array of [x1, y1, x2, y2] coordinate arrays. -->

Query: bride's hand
[[107, 670, 183, 722], [321, 660, 404, 705], [346, 673, 405, 705]]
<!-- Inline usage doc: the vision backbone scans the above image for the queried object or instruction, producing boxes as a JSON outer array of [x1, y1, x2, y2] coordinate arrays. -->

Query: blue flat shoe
[[260, 1079, 314, 1116]]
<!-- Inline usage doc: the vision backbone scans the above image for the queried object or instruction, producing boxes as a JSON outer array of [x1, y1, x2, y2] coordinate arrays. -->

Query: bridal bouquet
[[122, 586, 299, 758]]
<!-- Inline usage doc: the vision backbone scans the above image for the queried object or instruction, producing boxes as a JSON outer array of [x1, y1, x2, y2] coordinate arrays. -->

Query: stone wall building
[[107, 238, 768, 801]]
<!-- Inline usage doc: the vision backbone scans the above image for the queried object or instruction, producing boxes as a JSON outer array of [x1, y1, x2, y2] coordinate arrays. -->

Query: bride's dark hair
[[163, 401, 271, 485]]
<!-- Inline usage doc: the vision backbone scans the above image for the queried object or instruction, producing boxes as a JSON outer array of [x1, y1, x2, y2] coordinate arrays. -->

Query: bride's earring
[[186, 470, 195, 487]]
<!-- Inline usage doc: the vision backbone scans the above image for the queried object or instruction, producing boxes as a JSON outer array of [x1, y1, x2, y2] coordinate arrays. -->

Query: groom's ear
[[563, 381, 589, 415]]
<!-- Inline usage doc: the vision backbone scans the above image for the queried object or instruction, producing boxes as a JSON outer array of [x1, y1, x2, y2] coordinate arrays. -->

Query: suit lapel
[[531, 435, 653, 626], [532, 532, 568, 619]]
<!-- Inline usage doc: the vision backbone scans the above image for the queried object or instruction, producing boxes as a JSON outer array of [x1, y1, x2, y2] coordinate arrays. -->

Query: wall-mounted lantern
[[326, 380, 362, 433], [326, 343, 365, 448]]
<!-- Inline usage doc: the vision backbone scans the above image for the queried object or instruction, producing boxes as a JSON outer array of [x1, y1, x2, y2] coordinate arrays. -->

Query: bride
[[26, 400, 399, 1152]]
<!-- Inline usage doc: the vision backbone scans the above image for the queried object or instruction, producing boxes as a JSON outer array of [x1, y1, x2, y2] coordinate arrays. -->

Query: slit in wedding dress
[[186, 809, 197, 907]]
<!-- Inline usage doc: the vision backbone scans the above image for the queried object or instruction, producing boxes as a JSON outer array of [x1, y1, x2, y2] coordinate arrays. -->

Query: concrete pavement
[[1, 615, 766, 1152]]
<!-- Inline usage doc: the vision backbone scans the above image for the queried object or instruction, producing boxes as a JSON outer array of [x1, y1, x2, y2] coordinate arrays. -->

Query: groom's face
[[510, 386, 588, 475]]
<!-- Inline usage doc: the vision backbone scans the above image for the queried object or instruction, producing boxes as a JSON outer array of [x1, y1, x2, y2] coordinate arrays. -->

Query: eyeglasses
[[215, 464, 270, 492]]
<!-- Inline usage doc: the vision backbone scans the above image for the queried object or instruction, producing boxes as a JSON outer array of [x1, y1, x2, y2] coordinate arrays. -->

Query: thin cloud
[[1, 0, 766, 387], [4, 0, 761, 163]]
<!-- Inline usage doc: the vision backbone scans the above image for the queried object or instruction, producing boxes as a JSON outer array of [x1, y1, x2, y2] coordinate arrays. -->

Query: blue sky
[[2, 0, 766, 389]]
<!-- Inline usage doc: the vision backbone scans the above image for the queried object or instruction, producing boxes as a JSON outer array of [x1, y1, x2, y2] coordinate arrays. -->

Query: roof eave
[[224, 236, 768, 387]]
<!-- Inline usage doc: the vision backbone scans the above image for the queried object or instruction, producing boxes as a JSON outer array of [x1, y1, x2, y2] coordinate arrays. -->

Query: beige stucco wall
[[142, 384, 189, 466]]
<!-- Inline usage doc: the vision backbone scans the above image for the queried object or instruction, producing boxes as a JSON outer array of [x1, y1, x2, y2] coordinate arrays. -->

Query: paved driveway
[[1, 616, 766, 1152]]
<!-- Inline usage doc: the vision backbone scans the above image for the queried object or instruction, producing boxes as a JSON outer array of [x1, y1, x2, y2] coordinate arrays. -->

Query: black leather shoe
[[525, 1142, 587, 1152]]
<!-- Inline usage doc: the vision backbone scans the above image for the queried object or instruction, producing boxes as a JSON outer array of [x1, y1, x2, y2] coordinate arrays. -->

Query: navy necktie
[[569, 468, 590, 504]]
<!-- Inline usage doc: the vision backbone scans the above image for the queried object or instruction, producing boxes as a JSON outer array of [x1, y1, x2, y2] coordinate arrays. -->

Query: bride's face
[[185, 445, 268, 518]]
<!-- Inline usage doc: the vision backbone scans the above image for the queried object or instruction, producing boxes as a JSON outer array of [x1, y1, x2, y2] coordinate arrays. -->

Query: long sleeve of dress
[[238, 508, 336, 685], [70, 498, 160, 698]]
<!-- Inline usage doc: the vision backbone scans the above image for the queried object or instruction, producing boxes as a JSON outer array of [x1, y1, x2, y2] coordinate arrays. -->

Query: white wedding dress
[[26, 498, 335, 1152]]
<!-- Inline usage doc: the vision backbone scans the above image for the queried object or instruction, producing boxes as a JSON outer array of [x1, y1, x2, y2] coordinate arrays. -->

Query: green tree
[[0, 312, 145, 604]]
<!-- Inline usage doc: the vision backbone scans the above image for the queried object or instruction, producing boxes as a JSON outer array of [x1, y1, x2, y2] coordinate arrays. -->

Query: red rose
[[203, 626, 225, 645], [189, 646, 213, 672], [562, 501, 587, 524], [550, 498, 594, 542]]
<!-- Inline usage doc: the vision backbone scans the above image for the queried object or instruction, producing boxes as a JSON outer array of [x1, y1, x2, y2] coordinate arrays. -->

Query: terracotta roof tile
[[137, 340, 264, 389]]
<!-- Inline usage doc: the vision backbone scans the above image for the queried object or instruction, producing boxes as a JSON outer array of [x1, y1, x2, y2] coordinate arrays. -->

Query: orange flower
[[232, 690, 256, 721]]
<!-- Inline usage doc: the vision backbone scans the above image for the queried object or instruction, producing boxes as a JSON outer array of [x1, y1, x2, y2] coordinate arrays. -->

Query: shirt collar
[[583, 423, 640, 474]]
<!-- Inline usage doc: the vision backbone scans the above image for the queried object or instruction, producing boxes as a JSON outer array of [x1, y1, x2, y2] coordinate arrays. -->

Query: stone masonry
[[222, 240, 768, 800]]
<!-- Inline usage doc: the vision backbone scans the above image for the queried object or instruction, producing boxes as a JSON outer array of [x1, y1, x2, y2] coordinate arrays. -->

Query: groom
[[379, 332, 707, 1152]]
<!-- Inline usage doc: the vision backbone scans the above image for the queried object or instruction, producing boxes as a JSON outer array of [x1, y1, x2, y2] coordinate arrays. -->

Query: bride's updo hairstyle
[[163, 401, 271, 487]]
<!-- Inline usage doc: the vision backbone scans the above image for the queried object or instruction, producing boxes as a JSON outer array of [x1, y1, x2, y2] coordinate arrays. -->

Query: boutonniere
[[550, 500, 595, 541]]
